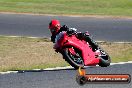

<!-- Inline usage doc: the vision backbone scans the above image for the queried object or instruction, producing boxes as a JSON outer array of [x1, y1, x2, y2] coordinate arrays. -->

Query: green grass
[[0, 36, 132, 72], [0, 0, 132, 16], [99, 42, 132, 63], [0, 36, 68, 72]]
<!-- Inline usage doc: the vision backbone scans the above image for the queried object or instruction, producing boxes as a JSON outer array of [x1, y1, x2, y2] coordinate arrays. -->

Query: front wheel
[[62, 47, 84, 69], [98, 49, 111, 67]]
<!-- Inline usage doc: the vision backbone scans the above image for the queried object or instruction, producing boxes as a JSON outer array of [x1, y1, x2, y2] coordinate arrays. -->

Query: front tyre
[[62, 47, 84, 69], [98, 49, 111, 67], [99, 55, 111, 67]]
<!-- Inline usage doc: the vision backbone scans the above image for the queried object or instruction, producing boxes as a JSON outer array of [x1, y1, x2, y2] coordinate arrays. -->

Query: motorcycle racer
[[48, 19, 99, 51]]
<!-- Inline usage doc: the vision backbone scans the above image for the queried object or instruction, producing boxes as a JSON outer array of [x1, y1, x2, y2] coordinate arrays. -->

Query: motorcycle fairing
[[54, 32, 100, 66]]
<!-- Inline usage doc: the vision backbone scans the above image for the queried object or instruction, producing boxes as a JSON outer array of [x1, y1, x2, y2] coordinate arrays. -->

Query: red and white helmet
[[49, 19, 61, 35]]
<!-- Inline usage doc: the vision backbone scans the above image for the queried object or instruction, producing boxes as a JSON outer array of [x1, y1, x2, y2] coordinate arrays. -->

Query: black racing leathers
[[51, 25, 75, 43], [50, 25, 98, 51]]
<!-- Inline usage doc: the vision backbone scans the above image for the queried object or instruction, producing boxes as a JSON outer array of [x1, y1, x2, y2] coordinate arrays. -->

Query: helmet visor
[[50, 28, 56, 33], [49, 25, 60, 34]]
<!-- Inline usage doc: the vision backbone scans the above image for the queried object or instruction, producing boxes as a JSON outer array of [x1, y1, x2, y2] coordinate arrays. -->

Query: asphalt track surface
[[0, 13, 132, 42], [0, 63, 132, 88], [0, 14, 132, 88]]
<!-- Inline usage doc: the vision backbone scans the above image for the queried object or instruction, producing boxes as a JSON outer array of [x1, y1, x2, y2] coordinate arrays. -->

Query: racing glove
[[67, 28, 77, 35], [60, 25, 69, 31]]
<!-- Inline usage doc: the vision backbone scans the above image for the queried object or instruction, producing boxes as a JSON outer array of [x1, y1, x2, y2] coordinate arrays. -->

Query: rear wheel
[[62, 47, 84, 69]]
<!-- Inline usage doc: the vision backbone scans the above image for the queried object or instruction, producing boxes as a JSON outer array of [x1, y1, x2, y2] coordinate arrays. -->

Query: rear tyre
[[62, 47, 84, 69]]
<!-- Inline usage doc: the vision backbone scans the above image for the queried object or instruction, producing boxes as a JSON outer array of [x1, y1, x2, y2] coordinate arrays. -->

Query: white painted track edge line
[[0, 61, 132, 74], [0, 35, 132, 43]]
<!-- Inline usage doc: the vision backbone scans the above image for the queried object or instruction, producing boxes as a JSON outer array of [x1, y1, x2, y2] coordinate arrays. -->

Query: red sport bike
[[53, 31, 111, 69]]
